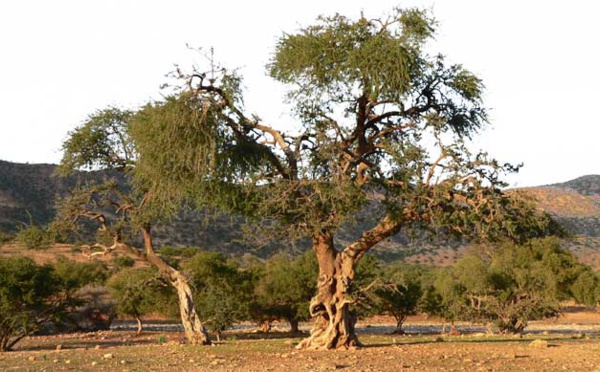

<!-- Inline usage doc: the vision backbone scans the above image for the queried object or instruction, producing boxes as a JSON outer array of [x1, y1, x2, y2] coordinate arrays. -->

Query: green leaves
[[269, 9, 430, 108], [59, 107, 135, 175]]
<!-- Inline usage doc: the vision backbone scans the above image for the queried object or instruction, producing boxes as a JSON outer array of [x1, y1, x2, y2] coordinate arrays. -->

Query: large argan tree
[[128, 8, 553, 350]]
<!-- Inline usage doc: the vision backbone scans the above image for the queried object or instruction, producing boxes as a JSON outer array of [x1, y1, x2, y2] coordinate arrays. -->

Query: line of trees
[[2, 236, 598, 351]]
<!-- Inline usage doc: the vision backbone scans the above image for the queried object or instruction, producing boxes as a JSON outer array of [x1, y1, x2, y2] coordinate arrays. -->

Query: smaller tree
[[367, 264, 425, 334], [428, 237, 592, 334], [420, 267, 466, 335], [569, 267, 600, 307], [250, 251, 318, 333], [0, 257, 60, 351], [51, 256, 111, 331], [107, 267, 177, 334], [15, 223, 54, 250], [183, 252, 250, 339]]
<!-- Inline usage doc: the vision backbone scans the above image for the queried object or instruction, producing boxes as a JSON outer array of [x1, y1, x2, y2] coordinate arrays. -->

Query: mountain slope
[[1, 160, 600, 267]]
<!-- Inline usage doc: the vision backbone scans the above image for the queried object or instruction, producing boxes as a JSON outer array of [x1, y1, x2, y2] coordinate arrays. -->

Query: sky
[[0, 0, 598, 188]]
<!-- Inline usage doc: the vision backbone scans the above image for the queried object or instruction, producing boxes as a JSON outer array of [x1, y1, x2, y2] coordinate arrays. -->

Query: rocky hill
[[1, 160, 599, 267]]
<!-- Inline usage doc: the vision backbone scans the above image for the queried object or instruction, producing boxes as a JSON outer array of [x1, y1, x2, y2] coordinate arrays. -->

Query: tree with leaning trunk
[[128, 7, 556, 350], [56, 108, 211, 345]]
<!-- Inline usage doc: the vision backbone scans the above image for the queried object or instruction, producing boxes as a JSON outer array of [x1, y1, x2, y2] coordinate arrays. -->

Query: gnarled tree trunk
[[298, 216, 401, 350], [296, 232, 361, 350], [140, 228, 211, 345]]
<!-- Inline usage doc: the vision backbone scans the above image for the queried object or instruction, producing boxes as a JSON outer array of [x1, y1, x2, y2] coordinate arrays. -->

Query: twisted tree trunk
[[297, 216, 401, 350], [296, 232, 360, 350], [141, 228, 211, 345]]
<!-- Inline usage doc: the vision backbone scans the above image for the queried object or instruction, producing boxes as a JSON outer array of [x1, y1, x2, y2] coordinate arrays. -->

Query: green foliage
[[425, 238, 594, 333], [249, 251, 318, 331], [107, 268, 177, 324], [0, 257, 61, 351], [0, 230, 13, 244], [58, 107, 135, 174], [183, 252, 250, 332], [15, 223, 54, 250], [124, 5, 557, 253], [269, 8, 436, 111], [366, 263, 426, 332], [111, 255, 135, 270], [48, 257, 112, 332], [569, 268, 600, 306]]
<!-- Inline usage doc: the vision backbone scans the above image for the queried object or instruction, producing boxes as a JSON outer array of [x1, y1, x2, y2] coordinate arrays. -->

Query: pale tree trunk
[[135, 315, 143, 335], [297, 216, 401, 350], [140, 228, 211, 345]]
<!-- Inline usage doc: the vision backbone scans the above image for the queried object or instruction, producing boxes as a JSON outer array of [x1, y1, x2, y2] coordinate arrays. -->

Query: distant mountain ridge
[[1, 160, 600, 267]]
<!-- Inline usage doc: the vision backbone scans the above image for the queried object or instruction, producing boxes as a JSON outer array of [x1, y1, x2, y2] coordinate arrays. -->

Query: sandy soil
[[2, 313, 600, 371]]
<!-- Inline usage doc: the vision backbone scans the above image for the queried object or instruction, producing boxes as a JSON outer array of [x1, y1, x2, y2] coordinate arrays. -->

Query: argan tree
[[432, 238, 592, 334], [107, 267, 176, 334], [56, 108, 211, 344], [123, 7, 555, 349]]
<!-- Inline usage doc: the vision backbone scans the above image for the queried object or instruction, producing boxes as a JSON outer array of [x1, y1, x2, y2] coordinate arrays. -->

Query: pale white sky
[[0, 0, 598, 187]]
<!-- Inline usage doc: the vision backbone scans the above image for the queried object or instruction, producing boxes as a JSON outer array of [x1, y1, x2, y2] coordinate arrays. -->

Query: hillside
[[1, 160, 600, 267]]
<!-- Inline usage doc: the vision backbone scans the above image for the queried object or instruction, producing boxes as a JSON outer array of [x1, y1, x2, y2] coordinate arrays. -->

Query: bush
[[248, 251, 318, 332], [183, 252, 250, 335], [15, 224, 54, 249], [0, 256, 61, 351], [107, 267, 177, 333], [424, 237, 595, 334], [111, 255, 135, 270]]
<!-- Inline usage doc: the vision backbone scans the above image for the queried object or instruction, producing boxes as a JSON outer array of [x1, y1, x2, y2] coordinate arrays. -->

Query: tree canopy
[[58, 6, 559, 350]]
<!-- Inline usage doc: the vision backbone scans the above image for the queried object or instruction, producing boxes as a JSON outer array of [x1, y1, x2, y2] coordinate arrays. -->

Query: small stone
[[53, 359, 59, 363], [103, 353, 115, 359], [529, 339, 549, 349], [120, 360, 126, 364], [94, 345, 102, 350], [65, 360, 71, 364], [28, 356, 36, 361], [435, 336, 444, 342], [55, 344, 62, 351], [92, 361, 98, 366]]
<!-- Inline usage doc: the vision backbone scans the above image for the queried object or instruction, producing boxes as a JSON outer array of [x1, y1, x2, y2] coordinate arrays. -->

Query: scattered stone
[[91, 361, 98, 366], [94, 345, 102, 350], [120, 360, 127, 364], [53, 359, 59, 363], [28, 356, 36, 362], [542, 331, 550, 336], [103, 353, 115, 359], [55, 344, 62, 351], [529, 339, 549, 349], [65, 360, 71, 364]]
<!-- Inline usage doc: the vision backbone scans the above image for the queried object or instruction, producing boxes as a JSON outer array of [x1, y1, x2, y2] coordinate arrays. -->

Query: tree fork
[[296, 232, 361, 350]]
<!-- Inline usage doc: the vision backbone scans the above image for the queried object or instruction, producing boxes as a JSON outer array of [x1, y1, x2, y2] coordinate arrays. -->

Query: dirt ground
[[2, 312, 600, 372]]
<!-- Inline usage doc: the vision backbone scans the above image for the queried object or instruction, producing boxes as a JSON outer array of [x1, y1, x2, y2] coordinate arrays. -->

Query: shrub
[[0, 256, 61, 351], [15, 224, 54, 249]]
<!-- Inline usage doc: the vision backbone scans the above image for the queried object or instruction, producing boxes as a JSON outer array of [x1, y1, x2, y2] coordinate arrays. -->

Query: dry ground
[[2, 314, 600, 372]]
